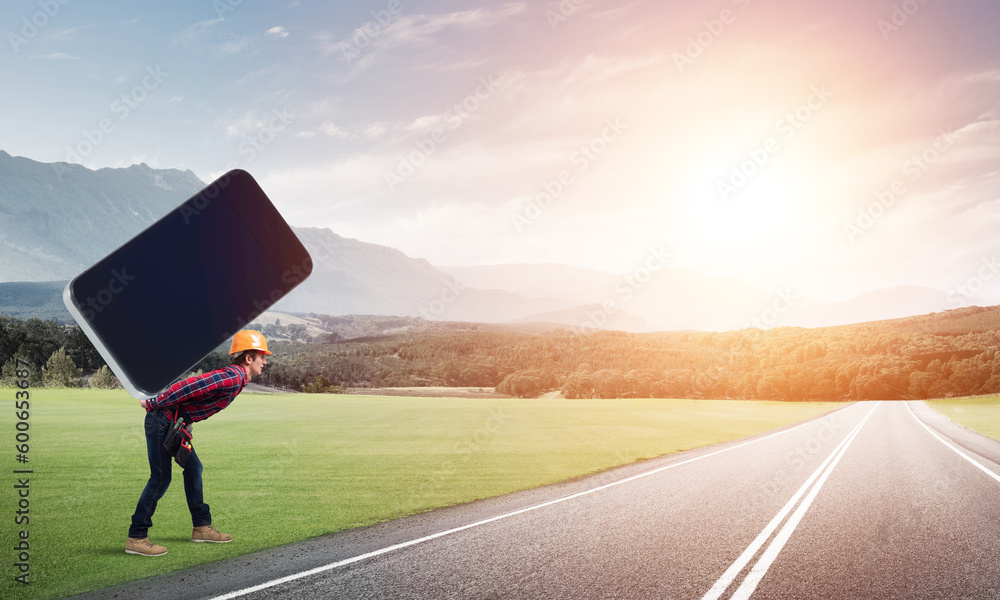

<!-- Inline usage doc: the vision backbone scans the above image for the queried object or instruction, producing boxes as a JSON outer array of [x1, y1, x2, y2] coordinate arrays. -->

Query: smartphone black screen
[[63, 169, 311, 398]]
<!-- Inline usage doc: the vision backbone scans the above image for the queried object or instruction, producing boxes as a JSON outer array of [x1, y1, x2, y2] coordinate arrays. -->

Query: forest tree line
[[4, 304, 1000, 401], [258, 305, 1000, 400]]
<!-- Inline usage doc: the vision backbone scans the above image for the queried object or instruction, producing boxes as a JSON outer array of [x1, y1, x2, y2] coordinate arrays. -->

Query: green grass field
[[926, 396, 1000, 441], [1, 388, 841, 600]]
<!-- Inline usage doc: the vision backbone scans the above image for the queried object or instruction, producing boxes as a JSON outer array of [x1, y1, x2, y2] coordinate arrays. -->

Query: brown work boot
[[192, 525, 233, 543], [126, 537, 168, 556]]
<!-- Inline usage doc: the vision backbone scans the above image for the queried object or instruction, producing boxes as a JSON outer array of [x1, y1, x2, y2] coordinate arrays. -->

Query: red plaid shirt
[[146, 365, 248, 422]]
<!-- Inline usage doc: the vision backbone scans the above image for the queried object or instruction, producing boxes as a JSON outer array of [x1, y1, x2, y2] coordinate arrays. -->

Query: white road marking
[[728, 401, 878, 599], [205, 406, 856, 600], [906, 401, 1000, 485], [701, 402, 879, 600]]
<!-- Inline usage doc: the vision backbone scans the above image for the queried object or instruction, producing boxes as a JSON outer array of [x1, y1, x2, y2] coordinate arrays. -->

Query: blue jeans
[[128, 409, 211, 538]]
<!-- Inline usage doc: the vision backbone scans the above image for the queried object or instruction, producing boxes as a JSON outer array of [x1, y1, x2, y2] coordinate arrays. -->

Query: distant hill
[[781, 286, 951, 329], [440, 263, 619, 303], [4, 300, 1000, 400], [439, 263, 957, 331], [253, 302, 1000, 399], [441, 263, 774, 330], [269, 228, 576, 320], [0, 281, 71, 320], [891, 303, 1000, 336], [273, 227, 459, 317], [514, 303, 649, 332], [0, 153, 575, 324], [0, 150, 205, 281], [0, 151, 964, 331]]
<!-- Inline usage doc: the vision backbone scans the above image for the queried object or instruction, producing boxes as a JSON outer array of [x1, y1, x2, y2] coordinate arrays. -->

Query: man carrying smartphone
[[125, 330, 270, 557]]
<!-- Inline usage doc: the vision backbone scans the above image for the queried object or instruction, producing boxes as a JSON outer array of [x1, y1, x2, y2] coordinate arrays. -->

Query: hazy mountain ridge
[[780, 286, 952, 329], [442, 263, 956, 331], [440, 263, 621, 303], [275, 227, 458, 316], [0, 151, 205, 281], [513, 304, 650, 331], [0, 280, 71, 320], [0, 152, 480, 319], [0, 152, 965, 330]]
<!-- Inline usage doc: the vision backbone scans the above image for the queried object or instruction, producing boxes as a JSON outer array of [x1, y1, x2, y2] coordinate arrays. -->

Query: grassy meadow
[[926, 396, 1000, 441], [0, 388, 844, 599]]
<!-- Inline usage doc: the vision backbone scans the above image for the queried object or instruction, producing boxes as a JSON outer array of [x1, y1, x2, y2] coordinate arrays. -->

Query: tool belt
[[161, 406, 194, 467]]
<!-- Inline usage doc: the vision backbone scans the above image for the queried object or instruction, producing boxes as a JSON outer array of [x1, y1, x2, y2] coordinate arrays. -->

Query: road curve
[[75, 401, 1000, 600]]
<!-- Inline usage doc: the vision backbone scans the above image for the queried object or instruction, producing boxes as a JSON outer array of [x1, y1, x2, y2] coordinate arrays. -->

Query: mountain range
[[0, 151, 962, 331], [0, 150, 205, 281]]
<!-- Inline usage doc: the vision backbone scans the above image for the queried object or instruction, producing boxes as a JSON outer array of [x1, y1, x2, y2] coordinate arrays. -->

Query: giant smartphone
[[63, 169, 312, 399]]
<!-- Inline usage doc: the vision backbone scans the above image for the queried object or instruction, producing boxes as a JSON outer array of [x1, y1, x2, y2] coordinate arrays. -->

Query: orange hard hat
[[229, 330, 272, 355]]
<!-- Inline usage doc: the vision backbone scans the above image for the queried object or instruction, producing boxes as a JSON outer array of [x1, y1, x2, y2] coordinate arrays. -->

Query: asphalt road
[[79, 401, 1000, 600]]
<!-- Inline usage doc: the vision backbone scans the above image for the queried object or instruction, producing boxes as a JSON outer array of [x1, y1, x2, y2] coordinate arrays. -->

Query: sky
[[3, 0, 1000, 305]]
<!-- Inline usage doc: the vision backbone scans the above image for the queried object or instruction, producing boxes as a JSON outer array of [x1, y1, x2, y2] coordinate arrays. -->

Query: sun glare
[[668, 144, 835, 283]]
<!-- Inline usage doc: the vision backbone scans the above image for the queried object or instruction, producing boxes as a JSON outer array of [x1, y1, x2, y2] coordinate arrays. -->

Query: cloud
[[320, 121, 354, 139], [48, 24, 96, 39], [363, 122, 389, 139], [960, 69, 1000, 84], [379, 3, 528, 47], [33, 53, 79, 60], [173, 18, 224, 49], [324, 3, 528, 72], [258, 154, 390, 224], [221, 109, 293, 139], [267, 26, 289, 38], [174, 18, 252, 56], [219, 37, 252, 55]]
